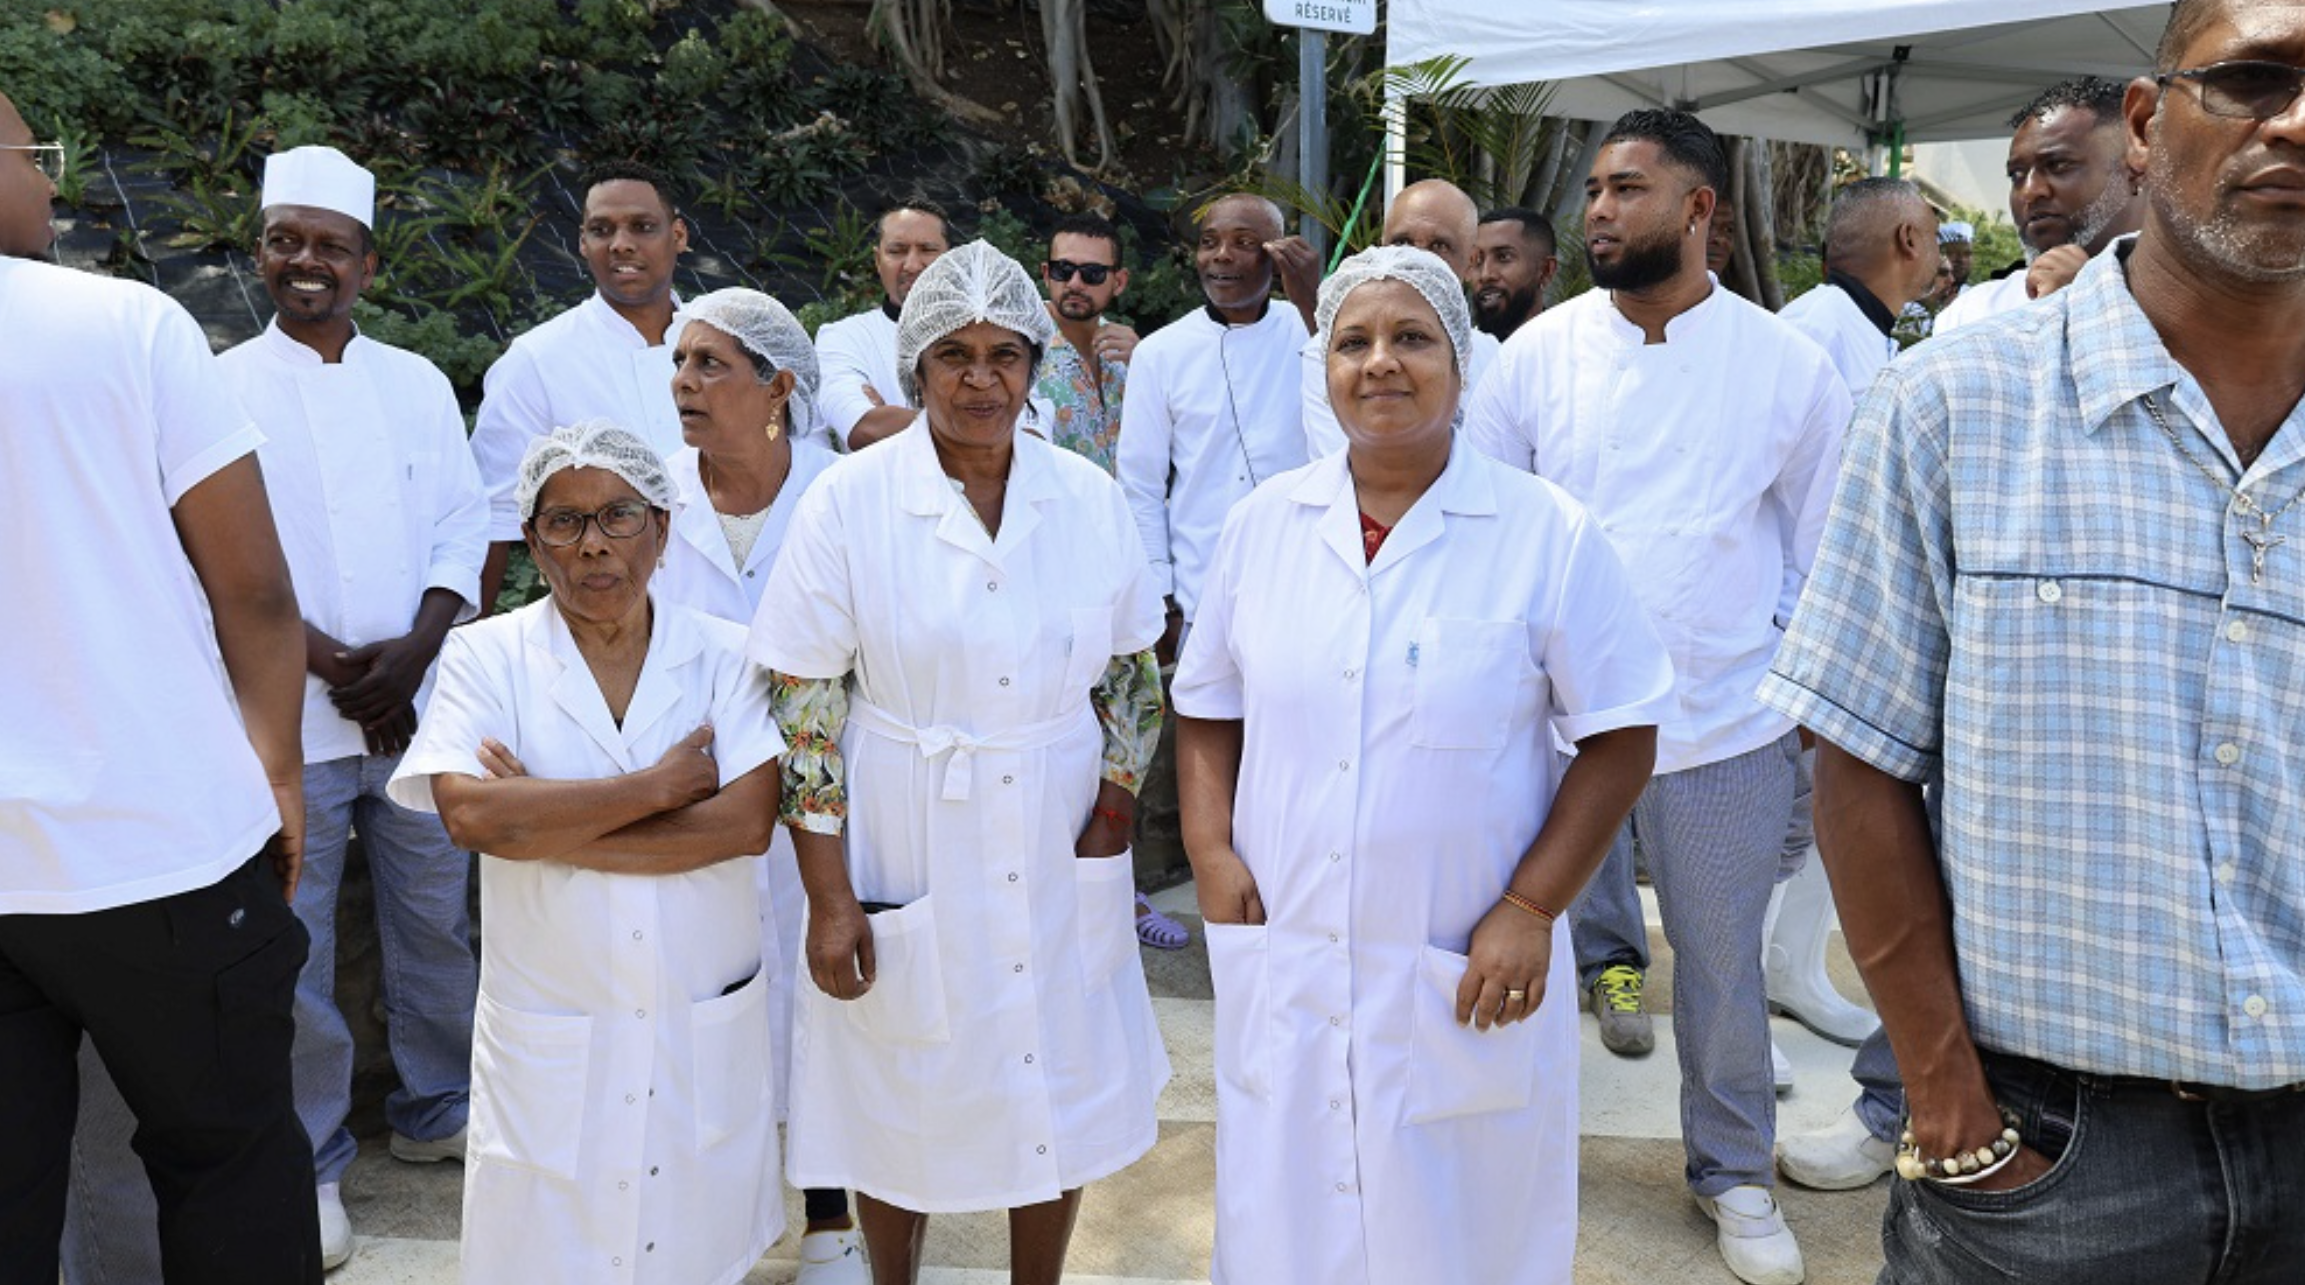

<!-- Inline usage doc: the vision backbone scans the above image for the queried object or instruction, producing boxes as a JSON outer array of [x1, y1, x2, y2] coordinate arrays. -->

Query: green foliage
[[1776, 250, 1824, 304], [1947, 204, 2026, 277], [351, 300, 506, 395]]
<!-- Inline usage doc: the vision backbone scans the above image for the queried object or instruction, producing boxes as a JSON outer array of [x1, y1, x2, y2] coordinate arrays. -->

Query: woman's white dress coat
[[751, 420, 1170, 1212], [389, 598, 787, 1285], [1173, 446, 1676, 1285]]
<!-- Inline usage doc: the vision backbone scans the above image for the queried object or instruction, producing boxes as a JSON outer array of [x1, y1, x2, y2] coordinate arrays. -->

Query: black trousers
[[0, 856, 320, 1285]]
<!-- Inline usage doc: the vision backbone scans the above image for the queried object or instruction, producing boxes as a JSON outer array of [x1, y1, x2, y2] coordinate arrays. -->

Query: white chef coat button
[[2244, 994, 2269, 1018], [1335, 1182, 1349, 1192], [1014, 963, 1025, 973], [612, 1257, 622, 1267], [1343, 668, 1357, 680], [2215, 742, 2242, 766], [635, 1009, 646, 1019], [618, 1180, 628, 1190], [625, 1094, 636, 1104], [1328, 932, 1339, 942], [1024, 1053, 1034, 1064], [987, 581, 999, 592], [2216, 863, 2236, 885], [1339, 759, 1350, 771], [632, 930, 642, 940], [1329, 851, 1341, 862], [1009, 872, 1019, 882], [999, 676, 1011, 686], [1330, 1016, 1342, 1027], [646, 1243, 655, 1253], [1037, 1145, 1048, 1155], [1330, 1099, 1341, 1110], [2037, 580, 2062, 603], [649, 1166, 659, 1176], [2227, 619, 2249, 642], [746, 569, 756, 578], [1003, 774, 1015, 784]]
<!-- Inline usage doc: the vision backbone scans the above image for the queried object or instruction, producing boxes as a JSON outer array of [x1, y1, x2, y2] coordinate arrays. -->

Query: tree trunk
[[1722, 136, 1761, 302], [1039, 0, 1115, 169], [1745, 139, 1784, 310]]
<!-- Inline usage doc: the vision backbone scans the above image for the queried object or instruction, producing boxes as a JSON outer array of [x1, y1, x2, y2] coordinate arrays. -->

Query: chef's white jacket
[[812, 304, 901, 449]]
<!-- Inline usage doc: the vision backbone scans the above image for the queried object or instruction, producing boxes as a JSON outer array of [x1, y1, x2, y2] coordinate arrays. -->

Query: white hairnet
[[515, 419, 678, 521], [672, 288, 823, 439], [1315, 245, 1475, 380], [894, 240, 1055, 405]]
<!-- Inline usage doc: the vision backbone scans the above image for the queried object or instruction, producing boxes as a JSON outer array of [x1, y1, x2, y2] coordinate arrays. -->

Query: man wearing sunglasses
[[1030, 212, 1135, 474], [1762, 1, 2305, 1280], [1935, 77, 2147, 335]]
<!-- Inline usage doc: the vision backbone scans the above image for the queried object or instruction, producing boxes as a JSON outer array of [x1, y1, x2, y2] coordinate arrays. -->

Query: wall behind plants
[[2, 0, 1205, 403]]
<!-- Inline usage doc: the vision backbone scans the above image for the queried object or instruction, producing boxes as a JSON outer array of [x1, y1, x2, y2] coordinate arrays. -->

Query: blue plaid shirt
[[1760, 241, 2305, 1087]]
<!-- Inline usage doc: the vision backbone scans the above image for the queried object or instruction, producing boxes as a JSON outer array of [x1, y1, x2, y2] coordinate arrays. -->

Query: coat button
[[2243, 994, 2269, 1018], [2215, 742, 2242, 766], [2037, 581, 2062, 603], [2227, 619, 2249, 642]]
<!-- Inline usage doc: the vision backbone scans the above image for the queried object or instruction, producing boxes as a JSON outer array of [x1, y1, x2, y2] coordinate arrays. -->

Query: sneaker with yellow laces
[[1590, 963, 1655, 1057]]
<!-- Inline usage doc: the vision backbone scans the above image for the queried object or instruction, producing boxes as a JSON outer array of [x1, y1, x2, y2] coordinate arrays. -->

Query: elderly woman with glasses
[[751, 241, 1168, 1285], [1174, 246, 1674, 1285], [388, 420, 788, 1285]]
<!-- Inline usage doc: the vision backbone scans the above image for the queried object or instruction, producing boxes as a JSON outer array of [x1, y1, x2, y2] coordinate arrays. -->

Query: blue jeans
[[1881, 1049, 2305, 1284]]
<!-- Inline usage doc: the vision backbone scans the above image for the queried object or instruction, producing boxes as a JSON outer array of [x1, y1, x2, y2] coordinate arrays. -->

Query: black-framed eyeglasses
[[0, 143, 65, 183], [529, 500, 653, 547], [1045, 259, 1115, 286], [2157, 60, 2305, 121]]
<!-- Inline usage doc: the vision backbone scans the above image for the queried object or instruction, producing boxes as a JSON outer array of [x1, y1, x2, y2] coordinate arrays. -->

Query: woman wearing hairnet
[[651, 288, 863, 1283], [751, 241, 1168, 1285], [1172, 247, 1674, 1284], [387, 421, 789, 1283]]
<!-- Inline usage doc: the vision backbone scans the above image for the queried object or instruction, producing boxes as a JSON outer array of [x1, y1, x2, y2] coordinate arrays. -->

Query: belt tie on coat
[[848, 697, 1091, 802]]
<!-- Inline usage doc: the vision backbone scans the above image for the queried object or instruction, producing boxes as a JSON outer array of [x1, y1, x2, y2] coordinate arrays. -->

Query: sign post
[[1264, 0, 1376, 257]]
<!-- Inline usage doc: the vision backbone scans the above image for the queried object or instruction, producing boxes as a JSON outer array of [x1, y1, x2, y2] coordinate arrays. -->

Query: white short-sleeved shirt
[[220, 322, 489, 762], [469, 293, 685, 540], [812, 305, 902, 448], [1462, 281, 1850, 774], [1931, 271, 2031, 337], [0, 257, 280, 913]]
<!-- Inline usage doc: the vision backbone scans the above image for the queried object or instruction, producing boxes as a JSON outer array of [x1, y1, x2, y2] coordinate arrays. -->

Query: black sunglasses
[[2156, 60, 2305, 121], [1045, 259, 1116, 286]]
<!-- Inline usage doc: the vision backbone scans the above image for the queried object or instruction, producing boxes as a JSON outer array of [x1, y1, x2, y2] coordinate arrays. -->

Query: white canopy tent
[[1380, 1, 2172, 194]]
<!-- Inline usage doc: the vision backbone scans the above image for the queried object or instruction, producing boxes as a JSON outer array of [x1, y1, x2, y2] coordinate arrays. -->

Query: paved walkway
[[323, 885, 1893, 1283]]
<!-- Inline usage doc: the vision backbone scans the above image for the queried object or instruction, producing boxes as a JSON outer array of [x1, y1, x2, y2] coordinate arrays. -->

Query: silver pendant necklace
[[2141, 393, 2304, 585]]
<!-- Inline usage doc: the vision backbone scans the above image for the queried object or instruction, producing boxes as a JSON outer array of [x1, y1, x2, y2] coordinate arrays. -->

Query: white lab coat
[[1173, 445, 1676, 1285], [388, 599, 786, 1285], [469, 293, 685, 540], [751, 420, 1169, 1212], [650, 439, 840, 1119]]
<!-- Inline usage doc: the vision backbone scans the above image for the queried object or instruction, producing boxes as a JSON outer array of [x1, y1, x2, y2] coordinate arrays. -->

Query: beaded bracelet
[[1092, 805, 1132, 828], [1893, 1106, 2023, 1183], [1500, 890, 1558, 923]]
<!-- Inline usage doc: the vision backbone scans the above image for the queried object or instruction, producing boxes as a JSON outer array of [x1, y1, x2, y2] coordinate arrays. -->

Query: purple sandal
[[1135, 891, 1190, 950]]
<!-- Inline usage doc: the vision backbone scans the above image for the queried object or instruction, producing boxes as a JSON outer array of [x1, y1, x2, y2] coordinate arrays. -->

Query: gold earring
[[765, 411, 783, 443]]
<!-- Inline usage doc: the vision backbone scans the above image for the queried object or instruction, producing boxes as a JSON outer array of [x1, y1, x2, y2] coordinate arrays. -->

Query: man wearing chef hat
[[62, 144, 487, 1276]]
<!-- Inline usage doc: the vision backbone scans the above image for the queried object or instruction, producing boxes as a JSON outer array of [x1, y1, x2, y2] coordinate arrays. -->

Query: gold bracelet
[[1500, 890, 1558, 923]]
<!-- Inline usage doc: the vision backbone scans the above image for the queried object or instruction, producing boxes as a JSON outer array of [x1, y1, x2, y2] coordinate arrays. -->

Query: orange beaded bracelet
[[1501, 890, 1558, 923]]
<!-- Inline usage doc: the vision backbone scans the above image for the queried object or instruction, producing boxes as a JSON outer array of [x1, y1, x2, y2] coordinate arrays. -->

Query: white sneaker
[[1778, 1105, 1896, 1190], [389, 1125, 466, 1164], [316, 1182, 354, 1271], [1772, 1040, 1794, 1096], [1699, 1185, 1805, 1285], [796, 1226, 871, 1285]]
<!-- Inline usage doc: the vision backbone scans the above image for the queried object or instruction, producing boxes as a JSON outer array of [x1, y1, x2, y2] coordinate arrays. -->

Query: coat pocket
[[471, 993, 593, 1180], [1204, 921, 1272, 1102], [844, 894, 952, 1045], [1409, 619, 1527, 750], [690, 970, 772, 1151], [1403, 944, 1541, 1125], [1066, 604, 1116, 693], [1074, 848, 1136, 992]]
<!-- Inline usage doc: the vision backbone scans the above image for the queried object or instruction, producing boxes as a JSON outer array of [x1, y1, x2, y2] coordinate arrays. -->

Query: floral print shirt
[[769, 651, 1164, 835], [1032, 330, 1127, 475]]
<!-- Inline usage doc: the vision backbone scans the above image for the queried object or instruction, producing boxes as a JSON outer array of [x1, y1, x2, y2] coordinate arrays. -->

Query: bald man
[[1300, 179, 1505, 458], [1116, 193, 1319, 660]]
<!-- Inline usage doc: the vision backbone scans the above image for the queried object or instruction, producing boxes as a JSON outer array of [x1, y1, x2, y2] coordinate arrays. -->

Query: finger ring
[[1505, 989, 1526, 1002]]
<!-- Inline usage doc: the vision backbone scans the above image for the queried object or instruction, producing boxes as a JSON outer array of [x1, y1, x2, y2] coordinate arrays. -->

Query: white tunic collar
[[1288, 441, 1499, 577], [520, 594, 709, 771], [252, 316, 370, 368]]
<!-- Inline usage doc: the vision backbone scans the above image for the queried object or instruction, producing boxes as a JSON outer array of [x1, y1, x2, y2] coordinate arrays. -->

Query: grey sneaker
[[389, 1125, 466, 1164], [1590, 964, 1655, 1057]]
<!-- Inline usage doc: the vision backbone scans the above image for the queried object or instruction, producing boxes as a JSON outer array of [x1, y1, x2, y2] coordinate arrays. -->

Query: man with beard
[[1467, 109, 1849, 1285], [469, 159, 691, 608], [815, 199, 951, 451], [1029, 211, 1136, 473], [1472, 206, 1560, 338], [1, 89, 318, 1284], [1934, 77, 2147, 335], [1763, 3, 2305, 1278], [62, 146, 488, 1277], [1117, 193, 1320, 663], [1302, 180, 1501, 457]]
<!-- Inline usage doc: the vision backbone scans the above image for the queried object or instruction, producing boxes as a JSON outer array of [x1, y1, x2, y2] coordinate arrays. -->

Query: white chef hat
[[894, 240, 1054, 405], [1315, 244, 1475, 380], [260, 145, 376, 230], [672, 289, 823, 440], [1938, 220, 1974, 244], [515, 419, 677, 521]]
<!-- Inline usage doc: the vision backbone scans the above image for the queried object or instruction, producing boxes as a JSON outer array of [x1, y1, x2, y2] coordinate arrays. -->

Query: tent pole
[[1888, 121, 1905, 178], [1298, 30, 1330, 257], [1382, 83, 1406, 211]]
